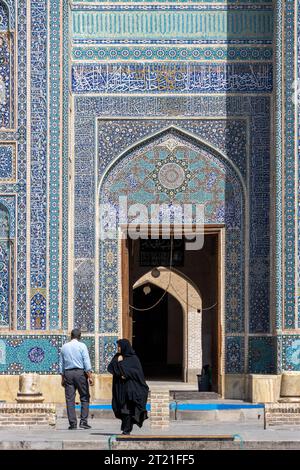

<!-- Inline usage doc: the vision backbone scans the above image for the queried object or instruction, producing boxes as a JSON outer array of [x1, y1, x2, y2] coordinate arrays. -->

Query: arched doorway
[[131, 266, 202, 383], [98, 127, 245, 394], [132, 283, 184, 380]]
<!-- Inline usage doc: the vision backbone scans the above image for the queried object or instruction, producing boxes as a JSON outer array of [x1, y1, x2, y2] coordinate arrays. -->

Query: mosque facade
[[0, 0, 299, 401]]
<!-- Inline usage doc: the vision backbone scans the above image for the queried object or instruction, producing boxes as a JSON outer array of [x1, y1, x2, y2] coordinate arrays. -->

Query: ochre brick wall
[[150, 390, 169, 428], [0, 403, 56, 427], [265, 403, 300, 428]]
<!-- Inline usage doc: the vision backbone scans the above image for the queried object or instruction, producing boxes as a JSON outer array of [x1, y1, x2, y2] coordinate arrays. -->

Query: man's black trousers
[[64, 369, 90, 427]]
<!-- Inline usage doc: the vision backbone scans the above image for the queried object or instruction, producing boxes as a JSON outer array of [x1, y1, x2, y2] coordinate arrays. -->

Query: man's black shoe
[[68, 425, 77, 430], [79, 422, 91, 429]]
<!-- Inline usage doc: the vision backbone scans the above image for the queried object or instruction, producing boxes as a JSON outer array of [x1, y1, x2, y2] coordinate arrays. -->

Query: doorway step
[[171, 391, 221, 400]]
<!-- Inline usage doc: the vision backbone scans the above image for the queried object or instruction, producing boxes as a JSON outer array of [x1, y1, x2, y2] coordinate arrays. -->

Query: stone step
[[57, 402, 264, 423]]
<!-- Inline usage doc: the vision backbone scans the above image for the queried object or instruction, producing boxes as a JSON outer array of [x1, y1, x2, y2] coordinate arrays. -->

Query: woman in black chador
[[107, 339, 149, 435]]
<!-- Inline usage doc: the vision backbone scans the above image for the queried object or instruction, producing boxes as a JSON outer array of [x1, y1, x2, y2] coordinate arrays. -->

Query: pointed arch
[[98, 125, 246, 199], [133, 267, 202, 383]]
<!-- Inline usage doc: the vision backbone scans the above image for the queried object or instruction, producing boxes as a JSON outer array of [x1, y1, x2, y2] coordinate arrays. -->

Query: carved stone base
[[16, 393, 44, 404], [278, 397, 300, 403], [15, 373, 45, 404]]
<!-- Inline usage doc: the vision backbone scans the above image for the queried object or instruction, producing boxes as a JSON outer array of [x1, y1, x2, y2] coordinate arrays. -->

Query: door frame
[[120, 224, 225, 395]]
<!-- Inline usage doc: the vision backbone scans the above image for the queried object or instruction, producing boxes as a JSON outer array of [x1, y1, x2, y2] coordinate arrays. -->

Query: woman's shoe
[[122, 431, 131, 435]]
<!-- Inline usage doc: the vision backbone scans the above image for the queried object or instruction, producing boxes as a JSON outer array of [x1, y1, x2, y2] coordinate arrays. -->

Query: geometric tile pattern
[[30, 1, 47, 295], [0, 31, 13, 129], [225, 337, 245, 374], [284, 0, 296, 329], [0, 335, 95, 374], [99, 336, 118, 374], [15, 0, 28, 330], [248, 337, 276, 374], [0, 239, 10, 327], [49, 0, 63, 330], [0, 143, 15, 181], [282, 336, 300, 371], [72, 46, 273, 62], [30, 291, 47, 331], [71, 7, 273, 42], [0, 336, 66, 374], [0, 3, 8, 30]]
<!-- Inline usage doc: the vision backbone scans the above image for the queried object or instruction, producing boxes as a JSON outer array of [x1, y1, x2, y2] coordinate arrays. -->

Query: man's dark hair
[[71, 328, 81, 340]]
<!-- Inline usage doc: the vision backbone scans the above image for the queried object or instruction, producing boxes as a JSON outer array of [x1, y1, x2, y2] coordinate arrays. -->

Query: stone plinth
[[248, 375, 281, 403], [0, 403, 56, 428], [280, 372, 300, 400], [150, 389, 169, 429], [16, 373, 44, 403]]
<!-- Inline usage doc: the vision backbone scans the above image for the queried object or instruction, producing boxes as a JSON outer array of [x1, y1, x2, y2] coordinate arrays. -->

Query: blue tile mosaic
[[0, 0, 296, 379], [72, 63, 273, 94], [0, 239, 10, 327], [0, 143, 14, 180], [71, 7, 273, 42], [30, 1, 47, 297], [0, 3, 8, 30], [81, 336, 96, 371], [30, 291, 47, 330], [0, 31, 14, 129], [99, 336, 118, 374], [248, 337, 276, 374], [15, 0, 28, 330], [0, 336, 66, 374], [225, 337, 244, 374], [282, 336, 300, 371], [73, 94, 271, 369], [72, 46, 273, 62]]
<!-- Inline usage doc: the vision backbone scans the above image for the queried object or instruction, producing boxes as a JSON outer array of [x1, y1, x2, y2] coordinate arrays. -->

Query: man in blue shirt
[[59, 328, 94, 430]]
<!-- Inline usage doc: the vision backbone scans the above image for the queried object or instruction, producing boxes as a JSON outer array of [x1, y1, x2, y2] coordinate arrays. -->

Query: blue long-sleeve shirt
[[59, 339, 92, 374]]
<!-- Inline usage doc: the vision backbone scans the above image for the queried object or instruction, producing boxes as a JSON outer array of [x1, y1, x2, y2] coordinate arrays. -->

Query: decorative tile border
[[73, 0, 273, 3], [62, 0, 70, 331], [72, 63, 273, 94], [284, 0, 296, 329], [72, 46, 273, 62], [49, 0, 62, 330], [16, 0, 28, 330], [0, 143, 16, 182], [30, 0, 48, 295], [72, 8, 274, 42]]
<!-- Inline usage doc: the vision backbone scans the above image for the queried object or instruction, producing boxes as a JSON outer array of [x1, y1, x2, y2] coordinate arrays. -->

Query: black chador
[[107, 339, 149, 434]]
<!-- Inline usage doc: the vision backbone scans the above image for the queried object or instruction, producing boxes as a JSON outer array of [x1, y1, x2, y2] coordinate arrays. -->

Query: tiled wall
[[0, 0, 298, 376]]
